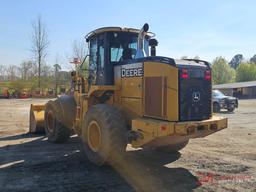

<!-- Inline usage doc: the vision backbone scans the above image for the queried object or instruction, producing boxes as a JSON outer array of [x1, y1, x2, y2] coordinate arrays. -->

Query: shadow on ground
[[0, 133, 37, 141], [217, 111, 235, 114], [0, 133, 200, 192]]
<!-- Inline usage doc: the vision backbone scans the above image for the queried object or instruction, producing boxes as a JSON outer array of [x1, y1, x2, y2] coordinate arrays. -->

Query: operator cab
[[84, 26, 155, 85]]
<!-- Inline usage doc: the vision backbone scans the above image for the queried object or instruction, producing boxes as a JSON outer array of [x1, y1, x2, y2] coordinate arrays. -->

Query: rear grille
[[179, 71, 211, 121], [144, 76, 167, 119]]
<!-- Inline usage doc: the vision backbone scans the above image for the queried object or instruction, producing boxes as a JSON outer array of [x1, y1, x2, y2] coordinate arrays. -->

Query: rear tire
[[213, 102, 221, 113], [82, 104, 127, 166], [44, 100, 70, 143], [156, 140, 189, 153], [228, 107, 235, 112]]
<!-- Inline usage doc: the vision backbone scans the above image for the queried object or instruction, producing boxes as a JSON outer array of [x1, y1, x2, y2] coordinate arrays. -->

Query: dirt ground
[[0, 99, 255, 192]]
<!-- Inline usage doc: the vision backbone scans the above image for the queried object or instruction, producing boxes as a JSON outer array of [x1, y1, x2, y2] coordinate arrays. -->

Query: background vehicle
[[212, 89, 238, 112], [19, 89, 31, 99], [30, 24, 228, 166], [0, 87, 9, 99]]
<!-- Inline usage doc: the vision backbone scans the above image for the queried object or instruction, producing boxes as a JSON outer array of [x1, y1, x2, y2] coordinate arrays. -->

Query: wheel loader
[[30, 23, 228, 165]]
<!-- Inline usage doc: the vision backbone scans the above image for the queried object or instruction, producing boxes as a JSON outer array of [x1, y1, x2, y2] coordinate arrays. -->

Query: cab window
[[109, 32, 138, 62], [89, 37, 97, 71]]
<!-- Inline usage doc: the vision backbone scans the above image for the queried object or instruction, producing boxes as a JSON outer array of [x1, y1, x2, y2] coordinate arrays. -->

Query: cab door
[[96, 35, 105, 85], [88, 34, 106, 85]]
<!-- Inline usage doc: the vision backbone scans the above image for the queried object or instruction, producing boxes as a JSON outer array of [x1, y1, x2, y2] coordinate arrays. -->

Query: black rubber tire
[[213, 102, 221, 113], [157, 140, 189, 153], [82, 104, 127, 166], [44, 100, 70, 143], [228, 107, 235, 112]]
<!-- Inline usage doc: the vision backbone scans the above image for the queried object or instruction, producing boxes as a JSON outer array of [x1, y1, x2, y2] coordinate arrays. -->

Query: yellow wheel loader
[[30, 24, 227, 166]]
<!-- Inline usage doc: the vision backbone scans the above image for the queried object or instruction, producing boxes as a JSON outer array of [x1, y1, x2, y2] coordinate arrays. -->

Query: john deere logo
[[120, 63, 143, 78], [121, 68, 143, 78], [192, 92, 200, 102]]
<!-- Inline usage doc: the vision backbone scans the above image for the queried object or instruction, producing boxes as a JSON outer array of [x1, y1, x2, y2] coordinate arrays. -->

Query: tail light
[[181, 69, 189, 79], [204, 70, 211, 80]]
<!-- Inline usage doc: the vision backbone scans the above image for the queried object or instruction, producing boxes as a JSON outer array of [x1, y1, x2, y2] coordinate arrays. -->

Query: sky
[[0, 0, 255, 70]]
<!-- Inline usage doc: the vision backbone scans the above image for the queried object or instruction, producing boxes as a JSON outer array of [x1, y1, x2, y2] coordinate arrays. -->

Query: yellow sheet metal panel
[[88, 85, 116, 97], [131, 116, 227, 148], [114, 78, 122, 103], [167, 87, 179, 121], [132, 118, 175, 136], [157, 123, 174, 137], [114, 63, 143, 114], [121, 97, 143, 116], [212, 116, 228, 130], [174, 124, 189, 135], [144, 62, 179, 121], [121, 77, 143, 98], [131, 118, 156, 148], [174, 116, 228, 135], [132, 118, 155, 134], [131, 118, 175, 148]]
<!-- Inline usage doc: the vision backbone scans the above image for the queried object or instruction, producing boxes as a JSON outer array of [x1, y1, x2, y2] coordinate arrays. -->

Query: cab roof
[[85, 27, 155, 42], [175, 59, 211, 68]]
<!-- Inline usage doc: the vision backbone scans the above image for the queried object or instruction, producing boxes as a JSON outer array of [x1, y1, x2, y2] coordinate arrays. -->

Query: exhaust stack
[[135, 23, 149, 59]]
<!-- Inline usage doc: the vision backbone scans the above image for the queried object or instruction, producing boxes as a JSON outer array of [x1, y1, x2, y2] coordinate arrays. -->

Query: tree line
[[0, 15, 87, 92], [1, 15, 254, 88], [0, 61, 52, 81], [0, 61, 71, 92], [1, 53, 255, 89], [212, 54, 256, 84]]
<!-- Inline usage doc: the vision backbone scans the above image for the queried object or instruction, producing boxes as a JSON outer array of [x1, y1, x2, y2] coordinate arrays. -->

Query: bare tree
[[6, 65, 19, 81], [54, 63, 61, 97], [31, 16, 49, 89], [41, 64, 53, 77], [0, 64, 6, 80], [31, 60, 38, 77], [20, 61, 33, 80], [72, 39, 87, 63]]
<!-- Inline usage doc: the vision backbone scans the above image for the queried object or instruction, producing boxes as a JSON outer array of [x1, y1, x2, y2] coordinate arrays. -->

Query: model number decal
[[121, 68, 143, 78]]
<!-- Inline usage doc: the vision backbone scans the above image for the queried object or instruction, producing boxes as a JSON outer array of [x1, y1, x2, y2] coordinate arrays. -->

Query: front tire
[[228, 107, 235, 112], [213, 102, 221, 113], [44, 100, 70, 143], [82, 104, 127, 166]]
